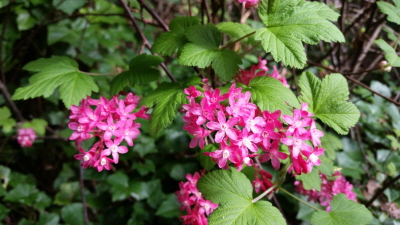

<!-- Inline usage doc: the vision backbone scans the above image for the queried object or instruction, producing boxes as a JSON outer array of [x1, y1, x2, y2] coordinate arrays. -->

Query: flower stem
[[252, 184, 276, 203], [220, 31, 256, 50], [278, 187, 320, 211]]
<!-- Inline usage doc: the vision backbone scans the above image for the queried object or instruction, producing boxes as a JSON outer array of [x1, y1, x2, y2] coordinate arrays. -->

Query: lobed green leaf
[[377, 0, 400, 25], [298, 72, 360, 135], [256, 0, 344, 68], [244, 76, 300, 115], [12, 56, 99, 108], [311, 194, 372, 225], [375, 39, 400, 67]]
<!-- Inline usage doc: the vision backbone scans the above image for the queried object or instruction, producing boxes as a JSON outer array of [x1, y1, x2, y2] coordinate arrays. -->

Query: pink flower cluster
[[236, 57, 289, 87], [68, 93, 149, 172], [252, 165, 274, 194], [238, 0, 259, 8], [17, 128, 37, 147], [295, 171, 357, 211], [176, 171, 218, 225], [182, 81, 324, 175]]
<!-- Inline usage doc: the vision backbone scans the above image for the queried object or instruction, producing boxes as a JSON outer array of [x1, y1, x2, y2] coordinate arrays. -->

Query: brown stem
[[0, 80, 24, 121], [136, 0, 169, 31], [119, 0, 176, 82], [366, 174, 400, 207]]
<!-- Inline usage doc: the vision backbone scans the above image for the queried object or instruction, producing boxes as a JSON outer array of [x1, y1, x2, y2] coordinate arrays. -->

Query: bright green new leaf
[[311, 194, 372, 225], [298, 72, 360, 135], [153, 16, 201, 56], [23, 118, 48, 136], [377, 0, 400, 25], [110, 54, 164, 95], [140, 82, 187, 136], [296, 168, 321, 191], [244, 76, 300, 115], [256, 0, 344, 68], [12, 56, 99, 108], [216, 22, 257, 45], [179, 24, 242, 82], [375, 39, 400, 67], [198, 168, 286, 225]]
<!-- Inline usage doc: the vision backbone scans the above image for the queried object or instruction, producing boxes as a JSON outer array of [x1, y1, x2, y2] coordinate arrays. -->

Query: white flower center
[[111, 145, 118, 152], [222, 150, 230, 159], [83, 155, 90, 161], [101, 158, 107, 166]]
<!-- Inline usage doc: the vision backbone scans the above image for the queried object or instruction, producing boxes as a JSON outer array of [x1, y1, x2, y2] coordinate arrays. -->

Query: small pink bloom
[[206, 111, 238, 143], [103, 138, 128, 164]]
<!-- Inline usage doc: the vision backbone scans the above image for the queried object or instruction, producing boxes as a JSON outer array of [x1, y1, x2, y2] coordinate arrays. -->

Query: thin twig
[[0, 80, 24, 121], [136, 0, 169, 31], [119, 0, 177, 82], [79, 165, 90, 225], [252, 185, 276, 203], [366, 174, 400, 207]]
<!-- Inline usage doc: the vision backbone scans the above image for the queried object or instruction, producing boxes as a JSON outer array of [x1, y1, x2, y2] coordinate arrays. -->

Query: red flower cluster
[[176, 171, 218, 225], [68, 93, 149, 172], [295, 171, 357, 211]]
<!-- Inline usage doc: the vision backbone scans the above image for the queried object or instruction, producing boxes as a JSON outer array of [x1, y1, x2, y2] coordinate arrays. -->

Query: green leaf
[[106, 171, 130, 202], [54, 182, 79, 205], [320, 132, 343, 159], [38, 212, 60, 225], [0, 204, 10, 221], [311, 194, 372, 225], [0, 165, 10, 188], [140, 82, 187, 136], [4, 184, 38, 204], [198, 168, 286, 225], [22, 118, 48, 136], [179, 24, 242, 81], [296, 168, 321, 191], [316, 156, 334, 176], [216, 22, 257, 45], [0, 106, 15, 133], [12, 56, 99, 108], [256, 0, 344, 68], [155, 194, 180, 218], [199, 144, 218, 171], [53, 0, 87, 15], [244, 76, 300, 115], [61, 203, 85, 225], [377, 0, 400, 25], [16, 8, 37, 31], [110, 54, 164, 95], [375, 39, 400, 67], [298, 72, 360, 135], [152, 16, 200, 56], [212, 50, 242, 82]]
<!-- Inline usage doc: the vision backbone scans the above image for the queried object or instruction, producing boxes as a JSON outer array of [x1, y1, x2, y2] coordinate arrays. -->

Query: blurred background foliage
[[0, 0, 400, 224]]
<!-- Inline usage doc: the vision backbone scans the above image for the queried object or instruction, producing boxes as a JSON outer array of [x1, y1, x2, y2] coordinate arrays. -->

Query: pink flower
[[96, 115, 124, 140], [259, 140, 288, 170], [281, 133, 312, 158], [303, 146, 324, 172], [282, 109, 312, 136], [17, 128, 37, 147], [102, 138, 128, 163], [206, 111, 238, 143], [94, 154, 113, 172], [120, 120, 141, 146], [310, 120, 324, 147], [74, 148, 97, 168], [184, 86, 202, 99]]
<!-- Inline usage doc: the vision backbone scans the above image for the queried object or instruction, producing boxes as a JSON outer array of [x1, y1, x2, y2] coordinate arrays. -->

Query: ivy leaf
[[217, 22, 257, 45], [110, 54, 164, 95], [179, 24, 242, 82], [12, 56, 99, 108], [311, 194, 372, 225], [256, 0, 344, 68], [53, 0, 87, 15], [139, 82, 187, 136], [377, 0, 400, 25], [298, 72, 360, 135], [375, 39, 400, 67], [152, 16, 200, 56], [296, 168, 321, 191], [244, 76, 300, 115], [198, 168, 286, 225]]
